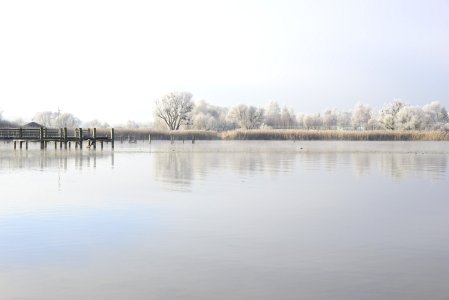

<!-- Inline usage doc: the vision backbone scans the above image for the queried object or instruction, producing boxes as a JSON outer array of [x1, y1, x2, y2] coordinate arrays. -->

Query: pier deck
[[0, 128, 115, 150]]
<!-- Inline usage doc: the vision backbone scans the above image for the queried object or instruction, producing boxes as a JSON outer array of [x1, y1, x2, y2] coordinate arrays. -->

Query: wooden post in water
[[14, 141, 17, 149], [19, 141, 23, 149], [79, 128, 83, 149], [192, 135, 195, 144], [25, 141, 28, 150], [100, 140, 104, 150], [63, 127, 68, 149], [39, 127, 44, 150], [93, 128, 97, 150], [149, 133, 151, 144], [111, 128, 115, 149], [44, 128, 48, 148]]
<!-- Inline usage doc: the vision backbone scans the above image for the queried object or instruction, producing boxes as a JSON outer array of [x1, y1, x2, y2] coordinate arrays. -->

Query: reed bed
[[95, 128, 449, 141], [220, 129, 449, 141]]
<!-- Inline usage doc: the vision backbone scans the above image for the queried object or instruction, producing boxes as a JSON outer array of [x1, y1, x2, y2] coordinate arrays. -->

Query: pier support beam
[[39, 127, 44, 150], [111, 128, 115, 149], [64, 127, 68, 149], [78, 128, 83, 149], [92, 128, 97, 150]]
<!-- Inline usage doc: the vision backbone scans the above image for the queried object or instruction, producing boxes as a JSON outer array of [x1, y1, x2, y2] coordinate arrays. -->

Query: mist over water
[[1, 141, 448, 299]]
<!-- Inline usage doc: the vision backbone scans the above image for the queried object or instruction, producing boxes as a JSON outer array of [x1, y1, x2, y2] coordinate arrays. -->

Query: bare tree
[[33, 111, 54, 127], [154, 91, 194, 130], [33, 111, 81, 128], [84, 119, 111, 128], [227, 104, 264, 129], [56, 113, 81, 128], [0, 111, 18, 128]]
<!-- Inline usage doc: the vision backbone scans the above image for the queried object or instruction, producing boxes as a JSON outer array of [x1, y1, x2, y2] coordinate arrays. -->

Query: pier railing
[[0, 127, 115, 150]]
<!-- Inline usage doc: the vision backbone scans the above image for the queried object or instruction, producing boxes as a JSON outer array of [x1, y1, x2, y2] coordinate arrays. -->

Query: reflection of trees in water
[[380, 153, 448, 179], [153, 152, 195, 191], [352, 153, 371, 176], [0, 150, 114, 171], [153, 150, 297, 190], [228, 152, 296, 176], [153, 148, 448, 190], [301, 152, 448, 179]]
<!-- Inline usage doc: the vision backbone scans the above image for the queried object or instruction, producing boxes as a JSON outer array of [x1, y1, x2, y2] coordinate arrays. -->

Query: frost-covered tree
[[322, 109, 338, 129], [337, 111, 352, 129], [303, 114, 322, 129], [154, 91, 194, 130], [351, 103, 372, 130], [296, 113, 306, 129], [126, 120, 140, 128], [192, 100, 230, 131], [227, 104, 264, 129], [264, 101, 281, 128], [396, 106, 425, 130], [422, 101, 449, 129], [378, 100, 406, 130], [280, 107, 297, 129]]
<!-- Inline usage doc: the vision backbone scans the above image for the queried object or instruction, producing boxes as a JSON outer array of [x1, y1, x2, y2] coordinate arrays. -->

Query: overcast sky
[[1, 0, 448, 124]]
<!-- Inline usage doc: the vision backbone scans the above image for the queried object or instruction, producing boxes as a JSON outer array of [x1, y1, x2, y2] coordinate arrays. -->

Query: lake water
[[1, 141, 448, 300]]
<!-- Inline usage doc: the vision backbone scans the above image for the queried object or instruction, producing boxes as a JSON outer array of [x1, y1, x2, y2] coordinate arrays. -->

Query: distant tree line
[[153, 92, 449, 131], [1, 93, 448, 131]]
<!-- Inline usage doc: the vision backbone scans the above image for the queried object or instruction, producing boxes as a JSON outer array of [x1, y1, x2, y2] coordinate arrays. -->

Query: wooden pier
[[0, 127, 115, 150]]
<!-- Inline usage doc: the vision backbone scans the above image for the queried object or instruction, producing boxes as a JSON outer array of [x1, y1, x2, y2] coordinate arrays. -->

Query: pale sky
[[1, 0, 448, 124]]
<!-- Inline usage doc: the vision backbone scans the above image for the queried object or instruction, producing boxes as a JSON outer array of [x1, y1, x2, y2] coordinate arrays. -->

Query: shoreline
[[98, 129, 449, 141]]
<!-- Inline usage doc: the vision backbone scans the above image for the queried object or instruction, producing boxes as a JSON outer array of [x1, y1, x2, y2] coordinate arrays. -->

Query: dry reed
[[220, 129, 449, 141], [95, 128, 449, 141]]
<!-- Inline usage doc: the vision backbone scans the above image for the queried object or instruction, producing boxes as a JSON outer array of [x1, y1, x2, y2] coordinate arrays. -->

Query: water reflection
[[150, 142, 449, 190], [1, 141, 449, 299], [1, 142, 448, 189], [0, 149, 114, 171]]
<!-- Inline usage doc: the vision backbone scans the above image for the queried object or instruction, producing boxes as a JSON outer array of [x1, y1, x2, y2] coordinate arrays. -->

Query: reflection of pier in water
[[0, 149, 115, 171]]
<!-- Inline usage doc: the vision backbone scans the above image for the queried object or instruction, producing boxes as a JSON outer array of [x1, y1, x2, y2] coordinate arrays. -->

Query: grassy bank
[[96, 128, 449, 141]]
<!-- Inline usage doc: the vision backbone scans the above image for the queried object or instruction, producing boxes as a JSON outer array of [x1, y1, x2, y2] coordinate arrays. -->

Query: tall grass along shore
[[98, 128, 449, 141]]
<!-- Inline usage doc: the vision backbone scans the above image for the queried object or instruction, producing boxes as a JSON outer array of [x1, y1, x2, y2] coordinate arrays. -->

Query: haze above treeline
[[1, 92, 448, 131]]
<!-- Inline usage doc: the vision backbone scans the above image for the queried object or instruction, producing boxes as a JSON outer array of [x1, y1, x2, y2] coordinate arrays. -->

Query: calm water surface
[[0, 141, 448, 299]]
